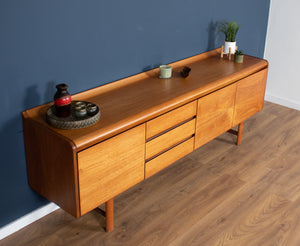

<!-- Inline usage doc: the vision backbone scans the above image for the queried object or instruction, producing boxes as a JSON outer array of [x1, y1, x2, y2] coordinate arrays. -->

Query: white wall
[[264, 0, 300, 110]]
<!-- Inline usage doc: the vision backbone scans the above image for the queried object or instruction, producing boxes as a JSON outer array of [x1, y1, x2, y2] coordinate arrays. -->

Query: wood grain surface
[[146, 119, 195, 160], [78, 124, 145, 215], [23, 49, 268, 151], [8, 102, 300, 246], [195, 83, 236, 149], [22, 116, 80, 217], [145, 137, 194, 179], [146, 100, 197, 139], [233, 68, 268, 126]]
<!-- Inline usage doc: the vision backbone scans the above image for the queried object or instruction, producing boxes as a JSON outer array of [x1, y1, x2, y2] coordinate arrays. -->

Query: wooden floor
[[2, 101, 300, 246]]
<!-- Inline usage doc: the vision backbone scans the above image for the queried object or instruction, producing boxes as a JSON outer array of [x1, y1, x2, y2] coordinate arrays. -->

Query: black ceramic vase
[[54, 83, 71, 117]]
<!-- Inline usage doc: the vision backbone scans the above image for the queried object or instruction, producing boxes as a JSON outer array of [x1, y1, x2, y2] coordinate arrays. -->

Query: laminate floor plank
[[129, 174, 245, 246], [1, 102, 300, 246], [169, 168, 285, 246]]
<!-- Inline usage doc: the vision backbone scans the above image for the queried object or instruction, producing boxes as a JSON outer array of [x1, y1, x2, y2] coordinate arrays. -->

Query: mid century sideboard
[[22, 49, 268, 232]]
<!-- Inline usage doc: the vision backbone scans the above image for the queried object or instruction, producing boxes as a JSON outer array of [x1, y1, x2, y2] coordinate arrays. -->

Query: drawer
[[77, 124, 145, 215], [146, 119, 195, 160], [145, 137, 194, 179], [146, 100, 197, 139]]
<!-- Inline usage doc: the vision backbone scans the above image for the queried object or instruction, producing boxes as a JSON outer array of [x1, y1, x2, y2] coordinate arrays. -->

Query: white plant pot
[[224, 41, 236, 54]]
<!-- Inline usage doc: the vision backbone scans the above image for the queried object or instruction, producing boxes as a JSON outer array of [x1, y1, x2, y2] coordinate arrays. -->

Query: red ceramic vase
[[54, 83, 71, 117]]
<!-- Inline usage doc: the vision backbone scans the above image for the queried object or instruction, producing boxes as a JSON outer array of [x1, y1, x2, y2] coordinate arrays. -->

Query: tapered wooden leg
[[221, 45, 224, 58], [237, 122, 244, 146], [105, 198, 114, 232]]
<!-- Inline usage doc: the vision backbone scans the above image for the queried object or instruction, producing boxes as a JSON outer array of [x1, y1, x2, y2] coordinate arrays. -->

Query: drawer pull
[[146, 135, 194, 162], [145, 119, 196, 160], [145, 137, 195, 179], [146, 101, 197, 139], [146, 116, 195, 142]]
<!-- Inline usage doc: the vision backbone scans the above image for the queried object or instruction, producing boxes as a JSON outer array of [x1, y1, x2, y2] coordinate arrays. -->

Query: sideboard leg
[[105, 198, 114, 232], [237, 122, 244, 145]]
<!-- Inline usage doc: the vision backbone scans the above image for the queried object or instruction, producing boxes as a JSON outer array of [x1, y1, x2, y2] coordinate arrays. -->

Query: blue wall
[[0, 0, 270, 227]]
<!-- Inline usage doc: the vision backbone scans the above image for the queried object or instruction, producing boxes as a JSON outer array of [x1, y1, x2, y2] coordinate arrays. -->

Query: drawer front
[[146, 119, 195, 160], [145, 137, 194, 179], [233, 69, 268, 126], [195, 83, 236, 149], [146, 100, 197, 139], [78, 124, 145, 215]]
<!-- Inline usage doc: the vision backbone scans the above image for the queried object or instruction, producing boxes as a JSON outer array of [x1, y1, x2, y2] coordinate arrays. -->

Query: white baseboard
[[0, 203, 59, 240], [265, 93, 300, 111]]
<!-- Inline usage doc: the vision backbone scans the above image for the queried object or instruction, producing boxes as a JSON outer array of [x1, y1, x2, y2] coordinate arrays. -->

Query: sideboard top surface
[[23, 49, 268, 150]]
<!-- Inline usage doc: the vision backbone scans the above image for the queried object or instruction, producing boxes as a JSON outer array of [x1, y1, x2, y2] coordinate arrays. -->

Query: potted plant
[[218, 21, 240, 54], [234, 50, 244, 63]]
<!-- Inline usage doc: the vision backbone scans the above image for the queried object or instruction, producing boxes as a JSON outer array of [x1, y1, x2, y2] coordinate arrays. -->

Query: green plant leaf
[[218, 21, 240, 42]]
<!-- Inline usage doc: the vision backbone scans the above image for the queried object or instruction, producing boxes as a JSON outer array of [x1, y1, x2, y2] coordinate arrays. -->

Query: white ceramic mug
[[159, 65, 172, 79]]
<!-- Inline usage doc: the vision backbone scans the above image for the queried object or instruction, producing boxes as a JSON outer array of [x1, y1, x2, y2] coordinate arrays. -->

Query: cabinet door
[[233, 69, 268, 126], [78, 124, 145, 215], [195, 83, 236, 149]]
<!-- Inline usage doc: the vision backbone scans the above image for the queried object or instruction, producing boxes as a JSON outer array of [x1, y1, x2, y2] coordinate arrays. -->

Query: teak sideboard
[[22, 49, 268, 232]]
